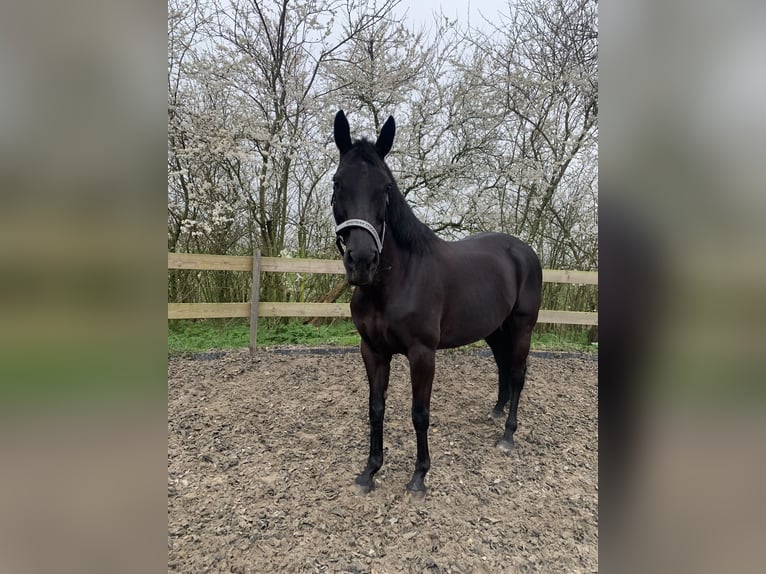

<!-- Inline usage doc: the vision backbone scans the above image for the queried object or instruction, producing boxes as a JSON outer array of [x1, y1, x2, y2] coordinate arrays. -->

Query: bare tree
[[469, 0, 598, 269], [168, 0, 404, 301]]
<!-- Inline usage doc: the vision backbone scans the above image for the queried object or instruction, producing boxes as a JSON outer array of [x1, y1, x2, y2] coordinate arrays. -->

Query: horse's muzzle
[[344, 249, 379, 286]]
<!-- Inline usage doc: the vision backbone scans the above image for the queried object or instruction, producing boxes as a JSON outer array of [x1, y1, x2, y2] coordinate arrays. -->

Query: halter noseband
[[335, 219, 386, 255]]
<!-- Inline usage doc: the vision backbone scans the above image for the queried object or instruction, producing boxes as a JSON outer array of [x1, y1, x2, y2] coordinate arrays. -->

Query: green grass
[[168, 319, 596, 354], [532, 328, 595, 352], [168, 319, 251, 353], [168, 318, 361, 353], [256, 320, 361, 347]]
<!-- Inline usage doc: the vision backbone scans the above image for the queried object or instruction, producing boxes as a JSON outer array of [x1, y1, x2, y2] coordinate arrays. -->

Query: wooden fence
[[168, 252, 598, 354]]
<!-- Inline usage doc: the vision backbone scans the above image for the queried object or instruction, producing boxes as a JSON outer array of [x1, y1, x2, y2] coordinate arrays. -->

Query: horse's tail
[[512, 241, 543, 322]]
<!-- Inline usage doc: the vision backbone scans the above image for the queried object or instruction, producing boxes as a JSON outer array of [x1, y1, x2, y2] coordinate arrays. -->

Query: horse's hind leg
[[485, 329, 512, 420], [495, 313, 535, 452]]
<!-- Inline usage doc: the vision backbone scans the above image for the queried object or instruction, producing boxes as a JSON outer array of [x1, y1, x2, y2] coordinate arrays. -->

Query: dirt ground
[[168, 347, 597, 573]]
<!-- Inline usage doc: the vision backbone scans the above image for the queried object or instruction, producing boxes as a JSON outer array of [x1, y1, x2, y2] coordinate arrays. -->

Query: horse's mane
[[348, 139, 439, 255]]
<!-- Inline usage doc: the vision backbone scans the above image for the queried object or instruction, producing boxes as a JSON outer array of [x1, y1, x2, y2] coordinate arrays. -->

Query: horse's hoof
[[355, 483, 373, 495], [406, 486, 427, 501], [406, 475, 427, 499], [495, 439, 514, 453], [354, 477, 374, 495], [490, 409, 505, 421]]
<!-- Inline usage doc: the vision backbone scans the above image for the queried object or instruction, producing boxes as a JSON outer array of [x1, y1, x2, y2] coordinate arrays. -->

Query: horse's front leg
[[406, 344, 436, 496], [355, 340, 392, 493]]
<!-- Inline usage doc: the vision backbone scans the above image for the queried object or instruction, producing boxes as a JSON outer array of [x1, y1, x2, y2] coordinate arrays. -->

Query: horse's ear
[[375, 115, 395, 158], [334, 110, 352, 155]]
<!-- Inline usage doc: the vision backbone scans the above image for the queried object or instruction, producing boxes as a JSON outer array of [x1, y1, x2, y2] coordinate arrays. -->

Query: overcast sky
[[393, 0, 511, 29]]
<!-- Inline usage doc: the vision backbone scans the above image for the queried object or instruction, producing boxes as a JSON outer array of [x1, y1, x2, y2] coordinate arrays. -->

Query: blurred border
[[0, 2, 167, 572], [601, 1, 766, 572]]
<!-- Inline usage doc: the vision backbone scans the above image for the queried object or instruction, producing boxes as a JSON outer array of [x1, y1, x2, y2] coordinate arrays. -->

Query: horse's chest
[[351, 294, 438, 353], [352, 307, 400, 351]]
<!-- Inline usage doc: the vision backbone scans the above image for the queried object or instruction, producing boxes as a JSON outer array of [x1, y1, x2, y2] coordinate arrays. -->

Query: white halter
[[335, 219, 386, 254]]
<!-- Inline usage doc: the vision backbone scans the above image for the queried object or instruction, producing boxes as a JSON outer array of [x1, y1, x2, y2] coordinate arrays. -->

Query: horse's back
[[435, 232, 541, 347], [450, 232, 541, 286]]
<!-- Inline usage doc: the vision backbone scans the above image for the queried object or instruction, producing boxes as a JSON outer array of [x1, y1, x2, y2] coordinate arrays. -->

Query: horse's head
[[332, 110, 395, 286]]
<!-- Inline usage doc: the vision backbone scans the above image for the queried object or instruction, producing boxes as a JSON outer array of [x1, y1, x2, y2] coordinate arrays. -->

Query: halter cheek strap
[[335, 219, 386, 254]]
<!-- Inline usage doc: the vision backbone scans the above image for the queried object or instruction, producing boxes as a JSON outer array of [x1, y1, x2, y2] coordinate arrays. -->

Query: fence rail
[[167, 252, 599, 284], [168, 252, 598, 354]]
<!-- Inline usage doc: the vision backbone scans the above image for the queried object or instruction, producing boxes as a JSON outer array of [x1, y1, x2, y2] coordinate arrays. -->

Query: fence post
[[249, 249, 261, 357]]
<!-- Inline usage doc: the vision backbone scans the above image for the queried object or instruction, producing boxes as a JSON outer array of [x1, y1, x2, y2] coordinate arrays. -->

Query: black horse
[[332, 110, 542, 495]]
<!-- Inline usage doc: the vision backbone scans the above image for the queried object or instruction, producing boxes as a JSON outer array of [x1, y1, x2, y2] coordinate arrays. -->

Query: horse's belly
[[438, 294, 514, 349]]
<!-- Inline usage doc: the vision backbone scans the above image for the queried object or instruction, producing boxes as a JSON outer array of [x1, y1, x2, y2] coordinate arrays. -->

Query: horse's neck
[[377, 240, 421, 285]]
